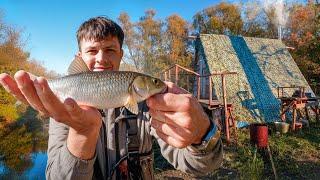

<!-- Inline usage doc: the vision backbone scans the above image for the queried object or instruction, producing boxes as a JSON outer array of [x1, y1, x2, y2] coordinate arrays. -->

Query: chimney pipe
[[278, 26, 282, 40]]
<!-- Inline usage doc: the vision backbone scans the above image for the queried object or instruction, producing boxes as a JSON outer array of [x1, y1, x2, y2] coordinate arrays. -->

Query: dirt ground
[[155, 170, 194, 180]]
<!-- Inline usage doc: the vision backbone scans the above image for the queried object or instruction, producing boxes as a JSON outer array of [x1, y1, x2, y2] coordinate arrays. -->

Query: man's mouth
[[93, 66, 113, 71]]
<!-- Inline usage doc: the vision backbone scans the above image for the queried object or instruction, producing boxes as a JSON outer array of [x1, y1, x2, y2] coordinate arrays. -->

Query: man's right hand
[[0, 70, 102, 159]]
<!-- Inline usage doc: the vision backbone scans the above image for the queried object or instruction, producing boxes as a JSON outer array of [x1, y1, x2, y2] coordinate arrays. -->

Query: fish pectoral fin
[[125, 97, 139, 115], [67, 56, 90, 75]]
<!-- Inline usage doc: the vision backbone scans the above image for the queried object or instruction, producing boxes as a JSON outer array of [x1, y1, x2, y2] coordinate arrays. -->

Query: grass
[[153, 119, 320, 179]]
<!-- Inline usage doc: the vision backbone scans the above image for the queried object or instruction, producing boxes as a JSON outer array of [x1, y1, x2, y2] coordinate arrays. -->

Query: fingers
[[151, 118, 193, 143], [149, 108, 193, 129], [63, 98, 84, 129], [0, 73, 28, 104], [164, 81, 189, 94], [27, 72, 37, 81], [34, 77, 67, 120], [147, 93, 194, 112], [64, 98, 102, 132], [155, 129, 188, 148], [147, 82, 193, 112], [13, 71, 49, 114]]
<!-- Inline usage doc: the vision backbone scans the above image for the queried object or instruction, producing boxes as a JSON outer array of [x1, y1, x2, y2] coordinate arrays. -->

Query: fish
[[47, 57, 167, 114]]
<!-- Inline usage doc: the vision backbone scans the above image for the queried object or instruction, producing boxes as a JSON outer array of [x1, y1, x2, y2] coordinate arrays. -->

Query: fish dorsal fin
[[67, 56, 90, 75], [125, 96, 139, 115]]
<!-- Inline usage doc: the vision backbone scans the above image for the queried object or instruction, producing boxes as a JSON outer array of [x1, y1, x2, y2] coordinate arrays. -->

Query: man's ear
[[120, 49, 124, 59], [76, 51, 81, 58]]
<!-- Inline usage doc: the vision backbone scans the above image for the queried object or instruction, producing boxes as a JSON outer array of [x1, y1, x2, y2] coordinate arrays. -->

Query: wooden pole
[[175, 65, 179, 84], [280, 103, 285, 121], [197, 76, 200, 100], [222, 74, 230, 143], [280, 101, 295, 119], [305, 106, 310, 122], [209, 76, 212, 105], [316, 104, 319, 123], [187, 75, 190, 92], [292, 106, 297, 131], [267, 145, 278, 180]]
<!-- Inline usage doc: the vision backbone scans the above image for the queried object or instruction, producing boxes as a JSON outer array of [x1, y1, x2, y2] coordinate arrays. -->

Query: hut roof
[[196, 34, 313, 122]]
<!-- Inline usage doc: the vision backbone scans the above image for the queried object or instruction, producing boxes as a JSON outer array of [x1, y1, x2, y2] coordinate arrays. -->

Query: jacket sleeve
[[45, 118, 96, 180], [150, 126, 223, 176]]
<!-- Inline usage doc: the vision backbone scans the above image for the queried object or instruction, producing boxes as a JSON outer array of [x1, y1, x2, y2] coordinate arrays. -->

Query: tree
[[118, 10, 164, 75], [0, 13, 53, 126], [119, 11, 193, 76], [165, 14, 192, 68], [284, 2, 320, 90], [135, 9, 164, 75], [193, 2, 243, 35], [241, 1, 280, 38], [242, 2, 266, 37], [118, 13, 142, 71], [0, 26, 29, 67]]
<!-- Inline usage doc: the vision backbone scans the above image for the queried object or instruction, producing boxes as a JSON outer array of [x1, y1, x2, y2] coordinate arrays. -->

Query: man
[[0, 16, 223, 179]]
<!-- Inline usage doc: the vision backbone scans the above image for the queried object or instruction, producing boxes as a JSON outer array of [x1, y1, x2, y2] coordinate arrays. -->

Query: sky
[[0, 0, 227, 74]]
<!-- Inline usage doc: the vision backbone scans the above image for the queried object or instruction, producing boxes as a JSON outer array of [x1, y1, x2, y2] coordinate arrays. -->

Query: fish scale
[[48, 71, 140, 109]]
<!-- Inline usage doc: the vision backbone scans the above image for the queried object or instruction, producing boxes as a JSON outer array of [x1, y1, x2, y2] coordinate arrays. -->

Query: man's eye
[[87, 50, 97, 54], [105, 48, 116, 52]]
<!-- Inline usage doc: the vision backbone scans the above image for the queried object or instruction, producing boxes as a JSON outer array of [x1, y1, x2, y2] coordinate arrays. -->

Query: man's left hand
[[147, 82, 210, 148]]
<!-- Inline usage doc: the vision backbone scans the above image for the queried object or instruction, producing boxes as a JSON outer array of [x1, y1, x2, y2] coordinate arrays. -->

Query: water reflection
[[0, 152, 47, 179], [0, 107, 48, 179]]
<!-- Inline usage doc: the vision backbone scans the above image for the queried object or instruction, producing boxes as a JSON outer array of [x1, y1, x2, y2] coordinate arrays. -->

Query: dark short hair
[[76, 16, 124, 50]]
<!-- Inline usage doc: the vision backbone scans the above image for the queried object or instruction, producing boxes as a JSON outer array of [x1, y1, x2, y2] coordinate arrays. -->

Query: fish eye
[[153, 79, 159, 85]]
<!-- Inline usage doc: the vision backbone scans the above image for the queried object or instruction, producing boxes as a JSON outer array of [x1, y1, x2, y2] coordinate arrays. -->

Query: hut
[[194, 34, 314, 122]]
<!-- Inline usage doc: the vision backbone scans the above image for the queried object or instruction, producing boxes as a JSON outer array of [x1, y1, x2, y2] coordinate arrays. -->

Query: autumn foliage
[[118, 10, 193, 75], [117, 2, 319, 93], [0, 14, 54, 125]]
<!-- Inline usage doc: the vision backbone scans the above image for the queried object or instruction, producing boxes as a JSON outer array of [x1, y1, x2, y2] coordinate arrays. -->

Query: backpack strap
[[110, 107, 142, 180], [125, 108, 143, 180], [110, 103, 153, 180]]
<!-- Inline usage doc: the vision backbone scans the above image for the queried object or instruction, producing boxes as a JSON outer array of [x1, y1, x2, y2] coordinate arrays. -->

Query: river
[[0, 152, 47, 179], [0, 108, 49, 179]]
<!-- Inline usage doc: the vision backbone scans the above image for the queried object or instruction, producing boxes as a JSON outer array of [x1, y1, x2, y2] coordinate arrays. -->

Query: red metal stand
[[160, 64, 238, 144], [278, 86, 320, 131]]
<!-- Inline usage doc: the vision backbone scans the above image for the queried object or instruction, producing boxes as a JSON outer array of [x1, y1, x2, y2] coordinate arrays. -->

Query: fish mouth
[[160, 85, 168, 94]]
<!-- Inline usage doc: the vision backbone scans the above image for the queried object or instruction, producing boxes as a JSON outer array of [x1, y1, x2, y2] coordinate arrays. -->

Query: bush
[[0, 104, 19, 123]]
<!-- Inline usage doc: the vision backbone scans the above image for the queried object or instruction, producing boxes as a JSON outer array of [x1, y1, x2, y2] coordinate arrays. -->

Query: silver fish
[[48, 57, 166, 114]]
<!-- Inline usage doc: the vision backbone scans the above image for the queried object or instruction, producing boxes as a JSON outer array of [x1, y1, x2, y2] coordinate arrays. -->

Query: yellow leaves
[[166, 15, 187, 36], [0, 104, 19, 123], [193, 2, 243, 35], [165, 15, 191, 68], [118, 11, 193, 75], [0, 15, 53, 128]]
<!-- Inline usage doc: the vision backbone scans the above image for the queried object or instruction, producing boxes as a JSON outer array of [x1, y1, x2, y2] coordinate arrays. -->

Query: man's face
[[78, 36, 123, 71]]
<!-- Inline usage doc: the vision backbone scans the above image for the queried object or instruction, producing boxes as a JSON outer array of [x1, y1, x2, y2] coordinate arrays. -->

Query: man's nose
[[95, 50, 107, 64]]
